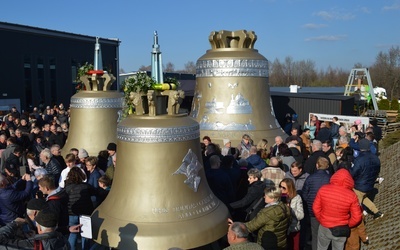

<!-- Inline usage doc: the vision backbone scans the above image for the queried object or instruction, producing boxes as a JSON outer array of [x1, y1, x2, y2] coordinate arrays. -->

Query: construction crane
[[344, 68, 378, 111]]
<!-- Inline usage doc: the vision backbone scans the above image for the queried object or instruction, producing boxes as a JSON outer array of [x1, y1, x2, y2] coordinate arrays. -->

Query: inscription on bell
[[173, 194, 218, 219], [152, 207, 169, 214]]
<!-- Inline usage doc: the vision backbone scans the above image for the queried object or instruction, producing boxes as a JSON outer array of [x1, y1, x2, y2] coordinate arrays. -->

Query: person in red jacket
[[313, 169, 362, 250]]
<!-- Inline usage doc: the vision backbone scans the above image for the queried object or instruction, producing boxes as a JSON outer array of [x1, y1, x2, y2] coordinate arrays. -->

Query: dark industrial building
[[270, 92, 355, 128], [0, 21, 120, 112]]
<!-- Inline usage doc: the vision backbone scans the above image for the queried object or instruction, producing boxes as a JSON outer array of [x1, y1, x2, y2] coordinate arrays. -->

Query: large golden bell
[[62, 90, 123, 156], [191, 30, 286, 145], [92, 114, 229, 249]]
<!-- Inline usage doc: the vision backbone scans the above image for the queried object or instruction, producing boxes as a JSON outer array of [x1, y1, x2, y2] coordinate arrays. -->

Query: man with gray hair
[[224, 221, 264, 250], [336, 126, 350, 148], [304, 140, 332, 174], [39, 149, 62, 187], [261, 157, 285, 189], [0, 134, 7, 150], [50, 144, 67, 170]]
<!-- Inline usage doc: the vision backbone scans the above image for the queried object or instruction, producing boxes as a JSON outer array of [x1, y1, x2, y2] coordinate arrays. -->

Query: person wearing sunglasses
[[279, 178, 304, 250]]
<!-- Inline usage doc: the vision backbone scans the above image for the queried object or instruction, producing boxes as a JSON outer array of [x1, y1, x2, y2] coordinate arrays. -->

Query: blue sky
[[3, 0, 400, 72]]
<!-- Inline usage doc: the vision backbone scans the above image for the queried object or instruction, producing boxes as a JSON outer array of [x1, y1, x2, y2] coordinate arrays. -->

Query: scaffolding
[[344, 68, 378, 110]]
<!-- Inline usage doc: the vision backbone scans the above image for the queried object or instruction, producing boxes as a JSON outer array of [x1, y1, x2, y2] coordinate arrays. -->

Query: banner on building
[[309, 113, 370, 131]]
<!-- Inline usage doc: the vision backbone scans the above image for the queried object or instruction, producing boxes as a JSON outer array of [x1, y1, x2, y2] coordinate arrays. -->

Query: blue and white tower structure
[[93, 37, 104, 74], [151, 31, 163, 83]]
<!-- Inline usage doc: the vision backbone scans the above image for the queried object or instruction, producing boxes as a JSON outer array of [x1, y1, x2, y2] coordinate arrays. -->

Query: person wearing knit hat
[[358, 138, 370, 151], [27, 198, 47, 211], [35, 209, 58, 228], [0, 209, 69, 248], [78, 148, 88, 159], [221, 139, 232, 156]]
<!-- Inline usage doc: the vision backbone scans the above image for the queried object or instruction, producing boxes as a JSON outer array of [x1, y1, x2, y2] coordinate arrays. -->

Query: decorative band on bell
[[117, 124, 200, 143], [70, 97, 124, 109], [196, 59, 269, 77]]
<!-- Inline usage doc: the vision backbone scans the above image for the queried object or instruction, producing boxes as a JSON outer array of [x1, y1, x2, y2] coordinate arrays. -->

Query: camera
[[355, 132, 365, 138]]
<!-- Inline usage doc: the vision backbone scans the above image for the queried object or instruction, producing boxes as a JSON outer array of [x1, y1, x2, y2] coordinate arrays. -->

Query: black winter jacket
[[350, 151, 380, 192], [0, 221, 70, 249], [230, 180, 265, 210], [301, 169, 331, 217], [65, 182, 95, 216]]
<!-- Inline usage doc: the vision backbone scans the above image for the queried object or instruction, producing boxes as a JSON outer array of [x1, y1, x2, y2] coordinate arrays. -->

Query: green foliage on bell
[[164, 77, 180, 86], [121, 72, 156, 118], [122, 72, 156, 93], [75, 62, 94, 92]]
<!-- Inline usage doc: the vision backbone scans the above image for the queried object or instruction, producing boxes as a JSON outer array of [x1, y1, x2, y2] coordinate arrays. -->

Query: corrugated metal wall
[[271, 93, 354, 128]]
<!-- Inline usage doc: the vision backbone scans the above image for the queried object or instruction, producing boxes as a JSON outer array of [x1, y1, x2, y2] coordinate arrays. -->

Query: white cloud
[[382, 3, 400, 11], [305, 35, 347, 42], [360, 7, 371, 14], [314, 10, 355, 21], [302, 23, 328, 29]]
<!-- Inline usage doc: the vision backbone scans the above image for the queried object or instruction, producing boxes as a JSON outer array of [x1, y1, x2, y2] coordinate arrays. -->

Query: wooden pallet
[[385, 122, 400, 133], [366, 109, 398, 123]]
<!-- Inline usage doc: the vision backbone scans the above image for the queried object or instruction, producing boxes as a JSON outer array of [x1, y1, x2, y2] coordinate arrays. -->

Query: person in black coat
[[47, 125, 66, 149], [50, 145, 67, 170], [315, 122, 332, 143], [39, 149, 62, 188], [65, 166, 96, 250], [304, 140, 332, 174], [301, 157, 331, 250], [5, 146, 24, 176], [15, 129, 31, 152], [229, 168, 266, 221], [205, 155, 235, 207], [38, 176, 69, 235], [0, 209, 69, 249]]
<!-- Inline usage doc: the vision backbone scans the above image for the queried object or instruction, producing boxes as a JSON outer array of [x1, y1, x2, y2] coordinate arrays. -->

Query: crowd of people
[[0, 105, 385, 250], [203, 113, 384, 250], [0, 105, 115, 249]]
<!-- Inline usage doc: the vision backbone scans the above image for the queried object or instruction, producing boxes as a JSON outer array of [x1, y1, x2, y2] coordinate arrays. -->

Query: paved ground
[[360, 142, 400, 250]]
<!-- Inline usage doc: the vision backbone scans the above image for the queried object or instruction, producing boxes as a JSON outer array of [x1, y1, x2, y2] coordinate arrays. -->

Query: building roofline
[[270, 91, 354, 100], [0, 21, 120, 45]]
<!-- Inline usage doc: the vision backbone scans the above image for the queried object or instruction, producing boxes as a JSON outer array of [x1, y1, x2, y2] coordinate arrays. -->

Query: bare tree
[[164, 62, 175, 72], [370, 46, 400, 100], [292, 60, 317, 86], [269, 58, 285, 86], [183, 61, 196, 74], [283, 56, 294, 85], [138, 65, 151, 71]]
